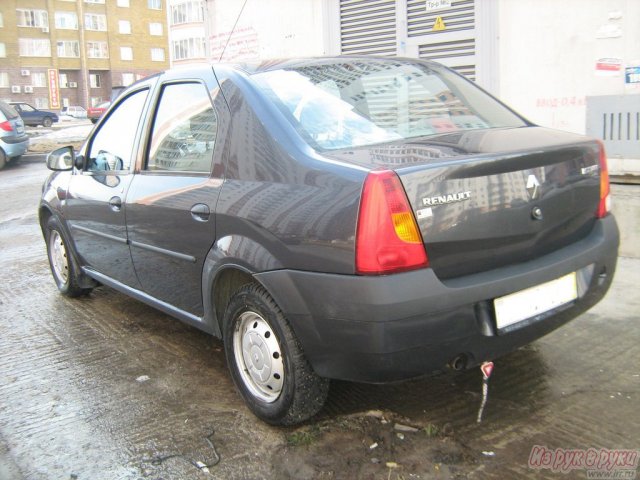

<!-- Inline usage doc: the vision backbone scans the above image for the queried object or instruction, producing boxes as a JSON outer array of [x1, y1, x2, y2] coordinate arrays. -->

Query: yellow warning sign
[[433, 16, 446, 31]]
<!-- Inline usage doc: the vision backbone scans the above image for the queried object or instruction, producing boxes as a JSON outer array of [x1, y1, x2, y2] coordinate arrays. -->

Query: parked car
[[0, 101, 29, 169], [61, 106, 87, 119], [87, 102, 110, 124], [10, 102, 58, 128], [39, 58, 619, 426]]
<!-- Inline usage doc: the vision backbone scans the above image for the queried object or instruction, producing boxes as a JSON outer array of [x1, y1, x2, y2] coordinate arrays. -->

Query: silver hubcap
[[233, 311, 284, 403], [49, 230, 69, 284]]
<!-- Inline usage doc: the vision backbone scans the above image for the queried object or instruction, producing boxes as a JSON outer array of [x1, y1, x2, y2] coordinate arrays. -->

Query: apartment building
[[0, 0, 170, 111], [167, 0, 207, 66]]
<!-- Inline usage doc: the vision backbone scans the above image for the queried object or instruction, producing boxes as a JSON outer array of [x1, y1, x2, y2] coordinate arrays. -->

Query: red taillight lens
[[0, 121, 13, 132], [356, 170, 428, 275], [596, 140, 611, 218]]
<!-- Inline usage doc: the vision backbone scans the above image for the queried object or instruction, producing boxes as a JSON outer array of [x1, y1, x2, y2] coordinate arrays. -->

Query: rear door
[[125, 70, 229, 316], [64, 81, 155, 288]]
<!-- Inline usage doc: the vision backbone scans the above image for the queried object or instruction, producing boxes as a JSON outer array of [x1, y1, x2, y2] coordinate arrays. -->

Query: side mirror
[[46, 146, 75, 171]]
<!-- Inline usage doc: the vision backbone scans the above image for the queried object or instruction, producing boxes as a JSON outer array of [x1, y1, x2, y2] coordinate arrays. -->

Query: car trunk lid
[[326, 127, 603, 279]]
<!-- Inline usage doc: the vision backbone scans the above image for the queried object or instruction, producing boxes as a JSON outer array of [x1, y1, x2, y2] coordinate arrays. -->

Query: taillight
[[356, 170, 428, 275], [596, 140, 611, 218], [0, 121, 13, 132]]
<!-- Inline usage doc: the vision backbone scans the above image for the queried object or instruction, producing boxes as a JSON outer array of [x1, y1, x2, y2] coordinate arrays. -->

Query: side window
[[87, 89, 148, 172], [147, 82, 217, 173]]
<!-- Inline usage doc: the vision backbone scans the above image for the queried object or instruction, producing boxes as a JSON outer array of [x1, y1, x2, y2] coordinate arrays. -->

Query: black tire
[[0, 149, 6, 170], [223, 283, 329, 425], [90, 118, 98, 124], [43, 117, 53, 127], [44, 216, 92, 297]]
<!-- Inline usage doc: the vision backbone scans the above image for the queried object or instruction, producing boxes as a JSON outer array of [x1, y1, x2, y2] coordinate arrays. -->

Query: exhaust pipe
[[449, 354, 467, 371]]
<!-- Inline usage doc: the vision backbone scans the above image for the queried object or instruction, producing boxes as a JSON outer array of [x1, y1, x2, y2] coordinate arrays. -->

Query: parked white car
[[61, 106, 87, 119]]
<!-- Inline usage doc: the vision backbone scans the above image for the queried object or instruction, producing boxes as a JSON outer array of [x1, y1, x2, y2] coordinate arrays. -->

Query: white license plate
[[494, 272, 578, 330]]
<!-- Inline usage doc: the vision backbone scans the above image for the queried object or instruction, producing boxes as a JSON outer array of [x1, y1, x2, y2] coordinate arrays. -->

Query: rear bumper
[[0, 136, 29, 158], [256, 215, 619, 383]]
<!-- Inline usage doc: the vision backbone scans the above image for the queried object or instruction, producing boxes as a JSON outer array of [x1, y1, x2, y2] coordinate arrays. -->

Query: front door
[[64, 86, 152, 288], [126, 76, 228, 316]]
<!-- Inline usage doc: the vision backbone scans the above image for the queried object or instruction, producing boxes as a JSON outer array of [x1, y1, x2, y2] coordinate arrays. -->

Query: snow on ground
[[28, 124, 93, 153]]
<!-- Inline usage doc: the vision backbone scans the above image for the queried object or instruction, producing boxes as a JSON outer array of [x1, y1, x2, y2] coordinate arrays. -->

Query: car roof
[[149, 56, 440, 80], [219, 56, 440, 75]]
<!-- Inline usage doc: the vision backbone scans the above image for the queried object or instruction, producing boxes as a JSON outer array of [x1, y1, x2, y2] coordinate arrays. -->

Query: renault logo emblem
[[526, 174, 540, 200]]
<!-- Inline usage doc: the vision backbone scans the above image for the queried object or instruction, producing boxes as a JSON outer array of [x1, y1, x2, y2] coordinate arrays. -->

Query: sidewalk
[[611, 183, 640, 258]]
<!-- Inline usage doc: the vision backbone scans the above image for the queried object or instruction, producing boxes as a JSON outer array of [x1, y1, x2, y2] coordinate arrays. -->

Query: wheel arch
[[41, 208, 97, 290], [202, 234, 284, 338]]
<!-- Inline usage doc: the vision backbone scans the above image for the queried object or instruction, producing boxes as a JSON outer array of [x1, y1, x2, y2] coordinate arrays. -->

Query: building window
[[148, 0, 162, 10], [170, 0, 203, 25], [149, 22, 163, 36], [0, 43, 5, 58], [118, 20, 131, 34], [172, 37, 206, 61], [16, 9, 49, 28], [57, 41, 80, 58], [87, 41, 109, 59], [90, 74, 101, 88], [54, 11, 78, 29], [84, 13, 107, 31], [19, 38, 51, 57], [122, 73, 134, 86], [35, 98, 49, 109], [151, 48, 165, 62], [58, 73, 68, 88], [0, 73, 8, 88], [32, 72, 46, 87], [117, 0, 130, 6], [62, 98, 70, 108], [84, 0, 105, 4], [120, 47, 133, 61]]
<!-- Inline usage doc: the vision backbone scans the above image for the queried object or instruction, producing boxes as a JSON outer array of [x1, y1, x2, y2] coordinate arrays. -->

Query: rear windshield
[[253, 59, 527, 150], [0, 102, 19, 120]]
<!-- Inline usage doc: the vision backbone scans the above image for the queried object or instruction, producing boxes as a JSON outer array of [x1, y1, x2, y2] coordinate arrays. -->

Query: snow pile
[[28, 124, 93, 152]]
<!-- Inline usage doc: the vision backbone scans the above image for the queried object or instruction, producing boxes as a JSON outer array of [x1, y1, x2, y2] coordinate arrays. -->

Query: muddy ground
[[0, 159, 638, 480]]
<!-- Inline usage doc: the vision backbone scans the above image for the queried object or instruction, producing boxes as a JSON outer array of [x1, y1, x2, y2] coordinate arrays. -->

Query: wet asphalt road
[[0, 159, 638, 479]]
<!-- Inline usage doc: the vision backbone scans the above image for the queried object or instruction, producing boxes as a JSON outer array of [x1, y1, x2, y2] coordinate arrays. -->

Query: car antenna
[[218, 0, 249, 63]]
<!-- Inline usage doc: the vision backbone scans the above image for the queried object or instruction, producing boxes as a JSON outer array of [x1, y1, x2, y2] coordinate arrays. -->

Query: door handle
[[109, 196, 122, 212], [190, 203, 210, 222]]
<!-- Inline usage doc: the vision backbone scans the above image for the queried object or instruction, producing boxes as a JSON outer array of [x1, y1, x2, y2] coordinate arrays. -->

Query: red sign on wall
[[48, 69, 60, 109]]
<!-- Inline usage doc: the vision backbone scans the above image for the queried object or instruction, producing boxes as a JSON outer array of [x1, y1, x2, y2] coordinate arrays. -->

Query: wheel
[[44, 216, 92, 297], [91, 118, 97, 124], [43, 117, 53, 127], [223, 283, 329, 425], [0, 149, 6, 170]]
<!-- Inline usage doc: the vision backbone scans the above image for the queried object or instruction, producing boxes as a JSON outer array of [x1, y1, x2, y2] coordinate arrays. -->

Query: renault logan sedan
[[39, 58, 619, 425]]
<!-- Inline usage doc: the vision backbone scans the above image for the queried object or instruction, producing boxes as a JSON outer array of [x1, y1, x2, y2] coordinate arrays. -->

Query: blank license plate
[[494, 272, 578, 330]]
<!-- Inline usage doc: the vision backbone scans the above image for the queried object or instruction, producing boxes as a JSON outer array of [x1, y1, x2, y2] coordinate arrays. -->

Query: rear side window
[[146, 82, 218, 174], [0, 102, 19, 119]]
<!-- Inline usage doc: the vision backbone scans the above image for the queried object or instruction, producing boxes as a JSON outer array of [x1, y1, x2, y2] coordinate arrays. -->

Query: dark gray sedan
[[39, 57, 618, 425]]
